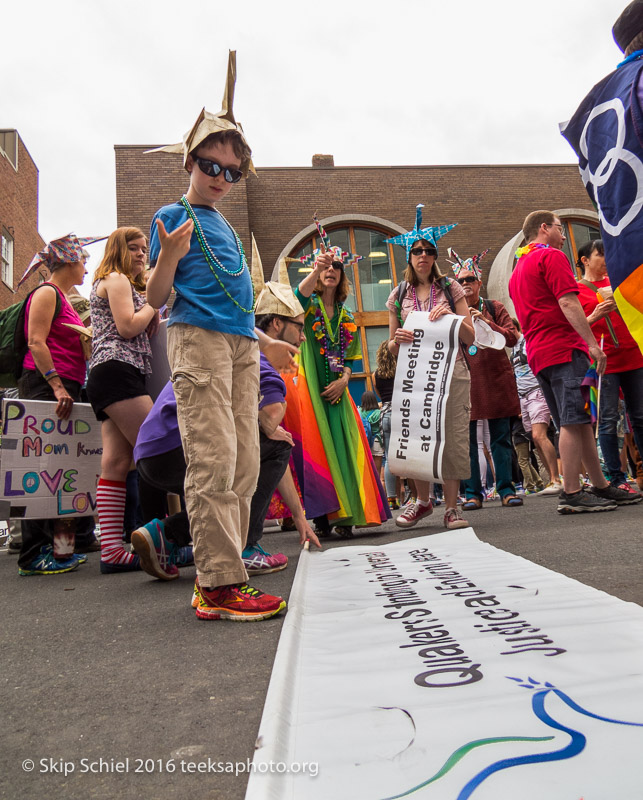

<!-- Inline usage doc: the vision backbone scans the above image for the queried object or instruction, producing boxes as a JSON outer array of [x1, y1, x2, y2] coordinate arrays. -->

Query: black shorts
[[536, 349, 591, 430], [86, 360, 149, 421]]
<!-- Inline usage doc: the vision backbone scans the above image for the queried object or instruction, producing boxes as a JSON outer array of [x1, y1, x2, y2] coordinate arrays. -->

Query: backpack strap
[[28, 282, 63, 320], [578, 279, 619, 346], [394, 281, 409, 325], [484, 298, 497, 322]]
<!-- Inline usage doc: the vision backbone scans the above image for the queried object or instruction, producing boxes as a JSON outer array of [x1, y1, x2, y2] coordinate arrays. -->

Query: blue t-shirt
[[150, 202, 256, 339]]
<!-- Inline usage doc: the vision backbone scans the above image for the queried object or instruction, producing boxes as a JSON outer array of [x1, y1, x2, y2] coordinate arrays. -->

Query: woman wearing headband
[[295, 248, 390, 538], [17, 235, 97, 575], [386, 210, 475, 531]]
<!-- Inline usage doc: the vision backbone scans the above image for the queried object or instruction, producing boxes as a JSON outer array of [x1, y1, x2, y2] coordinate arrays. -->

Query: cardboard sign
[[388, 312, 463, 482], [1, 399, 102, 519]]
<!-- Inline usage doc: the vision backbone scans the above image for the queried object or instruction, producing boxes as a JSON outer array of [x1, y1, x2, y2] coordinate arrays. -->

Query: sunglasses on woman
[[193, 156, 243, 184], [410, 247, 437, 257], [456, 276, 478, 285]]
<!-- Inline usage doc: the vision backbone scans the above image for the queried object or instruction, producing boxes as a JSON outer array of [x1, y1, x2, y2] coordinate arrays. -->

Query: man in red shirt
[[509, 210, 640, 513], [576, 239, 643, 495]]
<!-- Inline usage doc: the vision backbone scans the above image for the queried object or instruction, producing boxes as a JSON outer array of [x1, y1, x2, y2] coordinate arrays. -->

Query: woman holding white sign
[[385, 206, 474, 531], [86, 227, 159, 573]]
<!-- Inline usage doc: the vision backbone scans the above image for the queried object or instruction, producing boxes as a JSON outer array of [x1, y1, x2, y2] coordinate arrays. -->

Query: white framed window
[[1, 230, 14, 288], [0, 130, 18, 170]]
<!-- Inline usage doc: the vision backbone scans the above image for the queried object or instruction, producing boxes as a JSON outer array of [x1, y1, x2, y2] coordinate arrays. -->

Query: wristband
[[43, 368, 58, 381]]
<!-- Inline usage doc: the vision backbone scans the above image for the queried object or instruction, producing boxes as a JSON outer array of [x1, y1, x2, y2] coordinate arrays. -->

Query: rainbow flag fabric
[[580, 360, 599, 424]]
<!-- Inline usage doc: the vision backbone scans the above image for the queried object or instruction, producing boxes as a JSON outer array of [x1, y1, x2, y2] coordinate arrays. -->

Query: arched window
[[561, 219, 602, 277], [287, 223, 407, 396]]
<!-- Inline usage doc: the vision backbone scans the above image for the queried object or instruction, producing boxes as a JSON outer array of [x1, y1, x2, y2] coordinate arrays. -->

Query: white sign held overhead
[[388, 311, 463, 483]]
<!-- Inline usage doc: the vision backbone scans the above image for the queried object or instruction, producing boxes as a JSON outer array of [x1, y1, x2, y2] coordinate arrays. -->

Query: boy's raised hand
[[156, 218, 194, 261]]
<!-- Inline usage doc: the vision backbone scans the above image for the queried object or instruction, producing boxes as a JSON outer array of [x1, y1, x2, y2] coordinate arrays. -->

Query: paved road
[[1, 494, 641, 800]]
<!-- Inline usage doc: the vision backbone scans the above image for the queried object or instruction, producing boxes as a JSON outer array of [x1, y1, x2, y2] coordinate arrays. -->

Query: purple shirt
[[259, 353, 286, 409], [135, 357, 286, 462], [133, 381, 181, 462]]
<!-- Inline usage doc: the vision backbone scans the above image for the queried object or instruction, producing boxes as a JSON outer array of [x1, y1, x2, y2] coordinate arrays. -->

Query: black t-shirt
[[374, 373, 394, 403]]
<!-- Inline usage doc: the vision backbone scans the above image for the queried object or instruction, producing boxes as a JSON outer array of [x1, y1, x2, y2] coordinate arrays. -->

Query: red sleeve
[[541, 250, 580, 300], [487, 301, 519, 347]]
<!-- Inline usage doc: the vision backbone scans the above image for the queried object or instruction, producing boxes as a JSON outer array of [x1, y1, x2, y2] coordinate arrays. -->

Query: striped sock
[[97, 478, 136, 566]]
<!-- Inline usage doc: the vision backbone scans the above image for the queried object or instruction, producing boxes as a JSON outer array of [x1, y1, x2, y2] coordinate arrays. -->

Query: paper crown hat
[[613, 0, 643, 51], [146, 50, 255, 177], [19, 233, 106, 287], [298, 214, 363, 270], [447, 247, 489, 281], [385, 204, 457, 258], [252, 236, 304, 317]]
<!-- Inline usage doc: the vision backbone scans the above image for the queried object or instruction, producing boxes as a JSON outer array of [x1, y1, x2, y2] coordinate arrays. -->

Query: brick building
[[0, 130, 44, 307], [115, 147, 598, 394]]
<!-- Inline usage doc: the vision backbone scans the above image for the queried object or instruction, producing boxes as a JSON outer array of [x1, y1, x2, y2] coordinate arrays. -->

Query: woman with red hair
[[86, 227, 159, 572]]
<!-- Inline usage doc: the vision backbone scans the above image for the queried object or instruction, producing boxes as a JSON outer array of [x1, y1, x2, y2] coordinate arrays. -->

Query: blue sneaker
[[131, 519, 179, 581], [18, 546, 81, 576], [175, 546, 194, 568], [242, 543, 288, 575]]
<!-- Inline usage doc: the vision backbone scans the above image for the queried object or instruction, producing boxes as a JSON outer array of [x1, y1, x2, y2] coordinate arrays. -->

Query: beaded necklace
[[180, 195, 254, 314], [410, 282, 436, 311], [311, 296, 357, 387]]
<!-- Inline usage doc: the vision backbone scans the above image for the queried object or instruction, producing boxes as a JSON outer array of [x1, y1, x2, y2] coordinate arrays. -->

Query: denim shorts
[[536, 349, 590, 429]]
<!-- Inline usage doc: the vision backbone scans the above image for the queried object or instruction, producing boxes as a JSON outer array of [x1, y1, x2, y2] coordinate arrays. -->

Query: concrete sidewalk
[[1, 494, 641, 800]]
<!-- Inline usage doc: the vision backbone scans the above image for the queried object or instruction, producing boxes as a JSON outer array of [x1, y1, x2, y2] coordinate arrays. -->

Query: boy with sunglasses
[[145, 52, 298, 621]]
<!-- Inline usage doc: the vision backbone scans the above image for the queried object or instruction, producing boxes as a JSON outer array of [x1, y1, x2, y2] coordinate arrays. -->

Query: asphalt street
[[1, 493, 641, 800]]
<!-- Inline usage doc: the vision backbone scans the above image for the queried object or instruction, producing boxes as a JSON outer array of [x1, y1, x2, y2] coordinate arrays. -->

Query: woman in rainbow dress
[[294, 235, 390, 538]]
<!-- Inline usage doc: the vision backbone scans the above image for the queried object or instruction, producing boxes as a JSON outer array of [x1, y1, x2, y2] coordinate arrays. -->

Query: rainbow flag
[[580, 361, 599, 423]]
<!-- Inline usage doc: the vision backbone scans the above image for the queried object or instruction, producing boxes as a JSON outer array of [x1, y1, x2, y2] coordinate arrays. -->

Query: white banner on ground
[[388, 312, 463, 483], [0, 399, 102, 519], [247, 530, 643, 800]]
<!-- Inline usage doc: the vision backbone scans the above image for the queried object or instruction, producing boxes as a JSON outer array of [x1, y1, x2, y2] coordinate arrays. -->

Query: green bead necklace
[[180, 195, 254, 314]]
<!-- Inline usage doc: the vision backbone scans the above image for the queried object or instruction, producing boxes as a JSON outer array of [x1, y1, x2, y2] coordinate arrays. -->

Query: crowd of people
[[5, 7, 643, 622]]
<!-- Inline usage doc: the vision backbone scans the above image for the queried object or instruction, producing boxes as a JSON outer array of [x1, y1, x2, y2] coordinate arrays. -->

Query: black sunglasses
[[410, 247, 437, 257], [329, 261, 344, 270], [193, 156, 243, 184], [456, 276, 478, 285]]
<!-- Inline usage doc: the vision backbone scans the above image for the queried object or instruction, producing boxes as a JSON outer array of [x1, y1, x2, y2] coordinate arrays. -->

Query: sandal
[[501, 494, 524, 507], [462, 497, 483, 510]]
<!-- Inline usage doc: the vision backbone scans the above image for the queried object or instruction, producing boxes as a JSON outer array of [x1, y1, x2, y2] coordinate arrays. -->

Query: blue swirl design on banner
[[382, 676, 643, 800]]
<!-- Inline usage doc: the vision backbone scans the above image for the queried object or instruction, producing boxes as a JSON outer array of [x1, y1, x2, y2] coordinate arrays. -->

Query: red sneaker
[[395, 499, 433, 529], [194, 579, 286, 622], [611, 480, 642, 497]]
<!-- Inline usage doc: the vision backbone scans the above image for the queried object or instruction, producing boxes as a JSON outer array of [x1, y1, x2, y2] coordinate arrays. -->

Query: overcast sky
[[5, 0, 627, 289]]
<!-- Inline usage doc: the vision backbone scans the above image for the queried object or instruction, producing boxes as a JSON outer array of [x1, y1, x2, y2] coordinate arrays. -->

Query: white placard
[[388, 312, 463, 482], [1, 398, 102, 519], [247, 530, 643, 800]]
